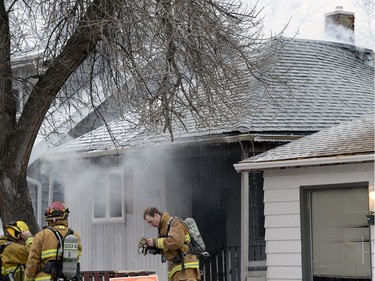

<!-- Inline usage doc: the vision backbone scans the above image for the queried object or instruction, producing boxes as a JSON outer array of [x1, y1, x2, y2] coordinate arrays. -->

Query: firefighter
[[142, 207, 200, 281], [0, 221, 34, 281], [24, 201, 82, 281]]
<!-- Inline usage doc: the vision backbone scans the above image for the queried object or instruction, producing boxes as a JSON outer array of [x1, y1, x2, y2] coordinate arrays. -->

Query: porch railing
[[80, 270, 155, 281], [80, 244, 265, 281], [249, 241, 266, 261], [202, 243, 266, 281], [201, 246, 240, 281]]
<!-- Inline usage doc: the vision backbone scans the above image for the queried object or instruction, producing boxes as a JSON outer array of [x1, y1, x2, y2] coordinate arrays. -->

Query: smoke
[[39, 141, 184, 223], [242, 0, 374, 50], [325, 23, 354, 44], [37, 143, 184, 277]]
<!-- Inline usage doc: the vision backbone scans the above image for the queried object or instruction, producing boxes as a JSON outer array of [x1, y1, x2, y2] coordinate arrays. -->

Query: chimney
[[325, 6, 355, 44]]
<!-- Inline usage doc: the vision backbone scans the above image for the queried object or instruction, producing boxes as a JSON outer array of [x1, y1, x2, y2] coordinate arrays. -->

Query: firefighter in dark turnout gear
[[24, 201, 82, 281], [143, 207, 200, 281], [0, 221, 33, 281]]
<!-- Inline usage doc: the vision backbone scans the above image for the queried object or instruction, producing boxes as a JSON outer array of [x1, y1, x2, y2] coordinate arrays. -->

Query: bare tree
[[0, 0, 284, 232], [354, 0, 374, 48]]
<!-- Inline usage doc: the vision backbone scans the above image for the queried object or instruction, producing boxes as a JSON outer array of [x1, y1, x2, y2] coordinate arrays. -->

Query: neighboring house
[[26, 34, 374, 281], [234, 113, 375, 281]]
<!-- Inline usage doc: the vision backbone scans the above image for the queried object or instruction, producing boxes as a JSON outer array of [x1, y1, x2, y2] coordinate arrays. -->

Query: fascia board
[[234, 154, 375, 172]]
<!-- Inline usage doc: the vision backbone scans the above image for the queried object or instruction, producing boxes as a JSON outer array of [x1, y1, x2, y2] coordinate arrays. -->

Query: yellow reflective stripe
[[157, 235, 190, 250], [41, 249, 60, 259], [156, 238, 166, 250], [2, 265, 22, 274], [25, 237, 34, 245], [184, 234, 190, 243], [168, 261, 199, 278], [35, 275, 51, 281]]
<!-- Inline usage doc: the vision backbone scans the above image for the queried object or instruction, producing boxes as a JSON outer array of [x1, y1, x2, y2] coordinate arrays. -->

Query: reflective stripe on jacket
[[24, 221, 82, 281]]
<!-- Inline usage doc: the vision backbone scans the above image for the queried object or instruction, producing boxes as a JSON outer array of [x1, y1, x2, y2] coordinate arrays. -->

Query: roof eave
[[42, 133, 303, 161], [233, 154, 374, 172]]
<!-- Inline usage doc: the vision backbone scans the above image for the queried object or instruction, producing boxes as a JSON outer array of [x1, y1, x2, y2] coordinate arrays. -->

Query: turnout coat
[[24, 220, 82, 281], [0, 235, 33, 281], [153, 212, 199, 279]]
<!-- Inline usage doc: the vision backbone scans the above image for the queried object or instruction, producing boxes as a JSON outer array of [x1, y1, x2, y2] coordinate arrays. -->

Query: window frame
[[92, 169, 125, 223], [300, 181, 370, 281]]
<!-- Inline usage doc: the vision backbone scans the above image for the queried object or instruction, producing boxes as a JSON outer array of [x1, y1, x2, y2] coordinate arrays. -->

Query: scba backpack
[[46, 227, 79, 281], [183, 218, 208, 257], [167, 217, 209, 258]]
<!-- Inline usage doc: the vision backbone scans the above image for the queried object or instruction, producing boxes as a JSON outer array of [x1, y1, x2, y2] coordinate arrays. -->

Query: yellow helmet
[[5, 221, 29, 240]]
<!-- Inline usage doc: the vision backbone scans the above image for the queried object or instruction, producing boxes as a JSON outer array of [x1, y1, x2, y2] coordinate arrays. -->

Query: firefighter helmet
[[44, 201, 70, 222], [5, 221, 29, 240]]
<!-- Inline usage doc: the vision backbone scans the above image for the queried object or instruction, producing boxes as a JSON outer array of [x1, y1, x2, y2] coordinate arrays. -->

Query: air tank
[[62, 234, 78, 279], [184, 217, 206, 252]]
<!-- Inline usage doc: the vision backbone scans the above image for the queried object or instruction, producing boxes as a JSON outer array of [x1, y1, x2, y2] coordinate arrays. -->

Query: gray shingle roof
[[233, 38, 374, 132], [50, 38, 374, 155], [238, 113, 374, 164]]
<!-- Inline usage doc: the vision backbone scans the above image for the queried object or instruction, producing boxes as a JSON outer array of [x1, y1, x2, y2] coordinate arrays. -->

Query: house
[[234, 113, 375, 281], [21, 6, 373, 281], [25, 34, 374, 281]]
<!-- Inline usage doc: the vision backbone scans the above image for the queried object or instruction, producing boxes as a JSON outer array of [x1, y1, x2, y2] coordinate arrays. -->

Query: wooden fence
[[202, 243, 266, 281], [81, 270, 155, 281], [80, 243, 265, 281], [202, 246, 240, 281]]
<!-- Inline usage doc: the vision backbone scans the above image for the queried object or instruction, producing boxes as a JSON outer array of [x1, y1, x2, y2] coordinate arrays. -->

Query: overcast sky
[[242, 0, 374, 50]]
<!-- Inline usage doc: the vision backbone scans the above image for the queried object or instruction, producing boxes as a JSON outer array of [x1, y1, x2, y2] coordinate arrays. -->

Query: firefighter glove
[[138, 237, 148, 255], [146, 247, 161, 255], [138, 237, 148, 248]]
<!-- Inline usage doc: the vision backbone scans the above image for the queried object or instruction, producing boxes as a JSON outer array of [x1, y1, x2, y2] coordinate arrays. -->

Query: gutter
[[234, 154, 374, 172], [42, 133, 303, 161]]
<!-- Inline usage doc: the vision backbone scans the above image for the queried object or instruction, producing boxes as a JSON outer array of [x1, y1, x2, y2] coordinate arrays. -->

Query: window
[[301, 182, 371, 281], [248, 171, 266, 261], [92, 170, 125, 222], [50, 178, 65, 202]]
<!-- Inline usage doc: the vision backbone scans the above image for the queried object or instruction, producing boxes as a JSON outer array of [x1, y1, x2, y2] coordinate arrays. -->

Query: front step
[[247, 260, 266, 281], [246, 277, 266, 281]]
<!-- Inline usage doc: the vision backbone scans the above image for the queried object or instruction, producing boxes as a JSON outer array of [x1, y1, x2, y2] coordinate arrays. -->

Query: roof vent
[[325, 6, 355, 44]]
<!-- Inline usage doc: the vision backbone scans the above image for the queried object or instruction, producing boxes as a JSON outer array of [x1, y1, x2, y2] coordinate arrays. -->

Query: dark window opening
[[248, 171, 265, 261]]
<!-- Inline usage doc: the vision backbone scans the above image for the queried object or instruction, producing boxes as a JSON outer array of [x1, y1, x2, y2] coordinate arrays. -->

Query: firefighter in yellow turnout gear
[[25, 201, 82, 281], [0, 221, 34, 281], [143, 207, 200, 281]]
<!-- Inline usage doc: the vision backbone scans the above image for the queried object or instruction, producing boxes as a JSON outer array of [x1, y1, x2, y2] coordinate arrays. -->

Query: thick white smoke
[[242, 0, 374, 50]]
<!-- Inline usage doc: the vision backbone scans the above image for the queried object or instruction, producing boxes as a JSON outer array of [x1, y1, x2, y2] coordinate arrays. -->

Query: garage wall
[[262, 162, 374, 281]]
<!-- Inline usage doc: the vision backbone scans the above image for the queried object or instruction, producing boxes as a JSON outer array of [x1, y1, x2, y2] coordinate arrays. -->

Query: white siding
[[265, 227, 300, 241], [267, 253, 301, 266], [60, 152, 193, 281], [264, 202, 300, 215], [263, 162, 374, 281], [266, 241, 301, 253], [267, 266, 302, 279], [265, 214, 300, 228]]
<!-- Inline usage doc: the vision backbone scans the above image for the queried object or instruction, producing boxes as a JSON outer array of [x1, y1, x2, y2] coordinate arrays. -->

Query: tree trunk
[[0, 169, 39, 233], [0, 0, 116, 232]]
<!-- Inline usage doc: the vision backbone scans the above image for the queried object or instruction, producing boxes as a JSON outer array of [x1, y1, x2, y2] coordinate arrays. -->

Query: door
[[301, 184, 371, 281]]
